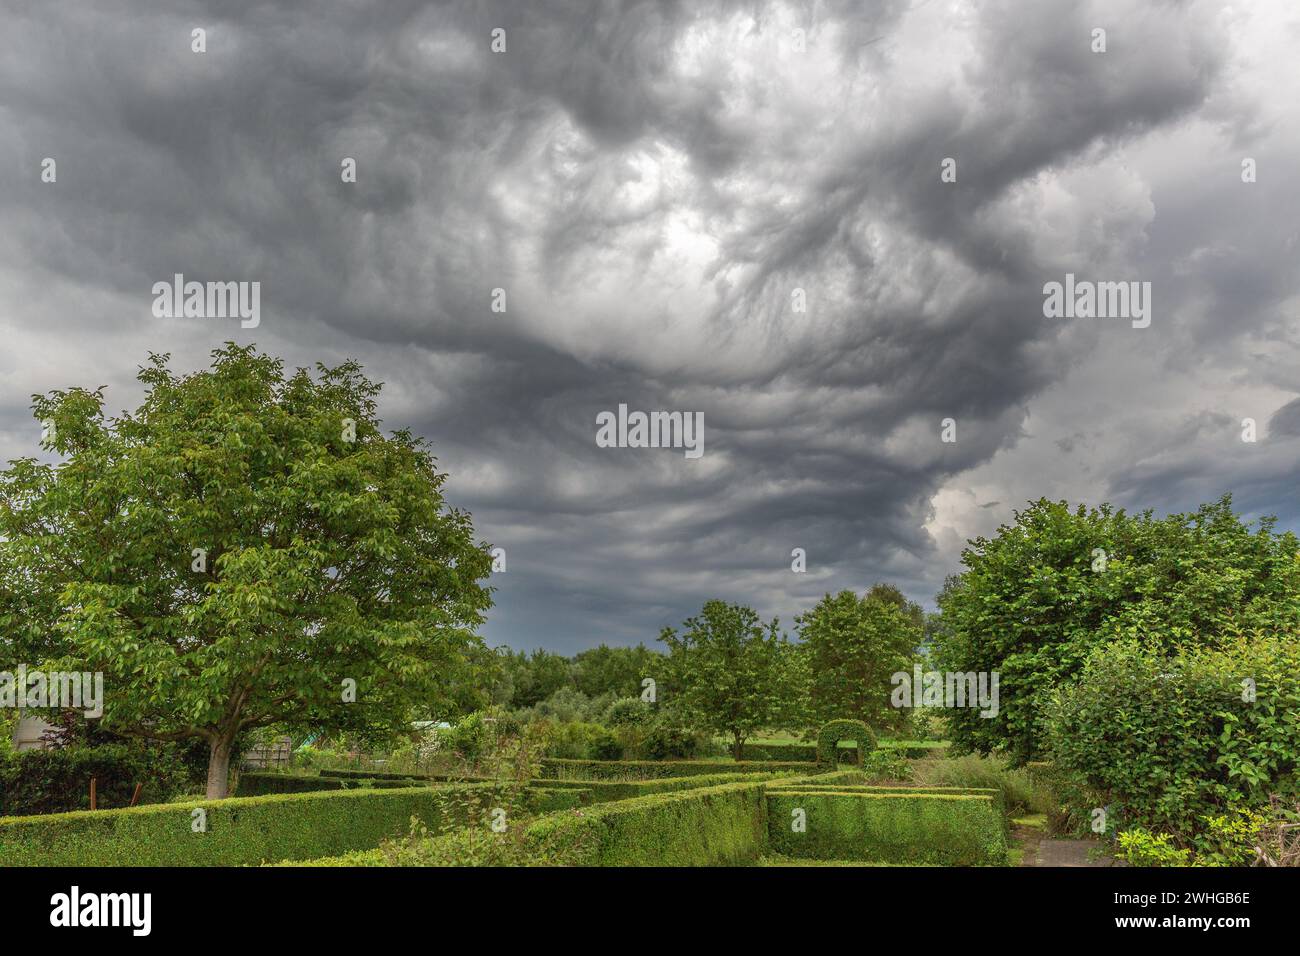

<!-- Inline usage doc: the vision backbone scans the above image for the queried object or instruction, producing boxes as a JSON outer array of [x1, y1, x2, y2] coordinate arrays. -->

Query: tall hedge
[[0, 745, 191, 816]]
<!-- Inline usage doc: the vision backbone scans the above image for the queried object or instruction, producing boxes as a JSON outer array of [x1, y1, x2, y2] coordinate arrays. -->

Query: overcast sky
[[2, 0, 1298, 655]]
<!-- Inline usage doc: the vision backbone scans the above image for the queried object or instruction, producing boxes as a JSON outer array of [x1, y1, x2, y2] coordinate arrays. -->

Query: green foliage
[[910, 754, 1043, 816], [0, 745, 192, 815], [1115, 829, 1192, 867], [539, 757, 820, 780], [766, 791, 1007, 865], [0, 345, 494, 797], [659, 600, 801, 758], [604, 697, 651, 726], [572, 644, 664, 700], [797, 589, 921, 732], [540, 721, 620, 760], [0, 783, 510, 866], [932, 496, 1300, 760], [1044, 635, 1300, 834], [293, 780, 773, 867], [234, 771, 429, 796], [636, 721, 699, 760], [816, 719, 877, 766]]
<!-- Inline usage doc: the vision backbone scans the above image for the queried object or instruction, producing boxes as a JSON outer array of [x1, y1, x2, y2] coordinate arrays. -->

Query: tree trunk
[[732, 734, 744, 761], [205, 737, 234, 800]]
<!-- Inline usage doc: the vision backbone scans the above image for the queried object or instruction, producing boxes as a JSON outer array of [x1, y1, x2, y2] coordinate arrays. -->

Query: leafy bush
[[0, 744, 192, 816], [588, 726, 623, 761], [1115, 829, 1192, 867], [541, 721, 622, 760], [910, 754, 1042, 816], [639, 719, 702, 760], [1044, 635, 1300, 835], [604, 698, 651, 726], [933, 496, 1300, 760]]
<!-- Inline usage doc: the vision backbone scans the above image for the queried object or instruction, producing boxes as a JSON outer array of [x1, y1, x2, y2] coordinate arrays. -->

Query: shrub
[[604, 698, 651, 726], [816, 720, 877, 766], [0, 744, 191, 816], [932, 496, 1300, 761], [910, 754, 1042, 816], [639, 718, 704, 760], [1115, 829, 1192, 867], [1044, 635, 1300, 835], [766, 791, 1007, 865], [540, 721, 624, 760], [588, 726, 624, 761]]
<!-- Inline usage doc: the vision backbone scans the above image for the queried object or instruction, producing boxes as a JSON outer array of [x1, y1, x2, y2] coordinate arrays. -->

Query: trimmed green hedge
[[424, 771, 784, 803], [816, 720, 877, 766], [0, 782, 537, 867], [738, 740, 949, 762], [540, 758, 817, 780], [766, 790, 1006, 865], [319, 769, 429, 781], [765, 782, 1007, 828], [293, 781, 771, 867], [236, 772, 428, 796]]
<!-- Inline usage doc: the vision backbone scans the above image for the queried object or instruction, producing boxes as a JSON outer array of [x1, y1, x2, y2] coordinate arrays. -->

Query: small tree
[[658, 600, 796, 760], [795, 588, 919, 733], [0, 345, 494, 797]]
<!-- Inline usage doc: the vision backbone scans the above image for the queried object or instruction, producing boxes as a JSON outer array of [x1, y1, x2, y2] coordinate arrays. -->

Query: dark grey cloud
[[2, 0, 1297, 653]]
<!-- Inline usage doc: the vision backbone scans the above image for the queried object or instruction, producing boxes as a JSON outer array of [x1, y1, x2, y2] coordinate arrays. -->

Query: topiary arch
[[816, 719, 877, 766]]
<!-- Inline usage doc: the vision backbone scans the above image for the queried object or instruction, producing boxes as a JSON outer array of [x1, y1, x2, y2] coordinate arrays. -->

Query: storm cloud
[[2, 0, 1298, 652]]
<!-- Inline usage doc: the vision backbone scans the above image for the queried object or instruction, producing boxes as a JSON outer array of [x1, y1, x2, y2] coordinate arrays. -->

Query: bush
[[910, 754, 1042, 816], [541, 722, 623, 760], [816, 720, 877, 766], [588, 726, 624, 761], [0, 745, 191, 816], [0, 782, 535, 866], [604, 698, 651, 726], [932, 496, 1300, 761], [766, 791, 1007, 865], [1044, 635, 1300, 836]]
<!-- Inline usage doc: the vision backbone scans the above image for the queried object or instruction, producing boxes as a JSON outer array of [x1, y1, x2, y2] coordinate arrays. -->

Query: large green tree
[[0, 345, 494, 797], [795, 587, 921, 733], [659, 600, 797, 759], [932, 496, 1300, 761]]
